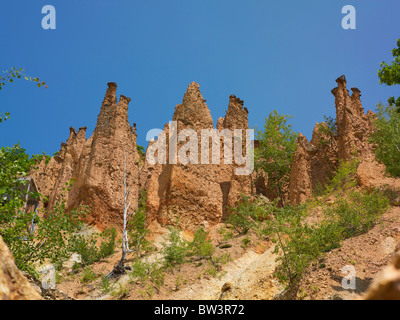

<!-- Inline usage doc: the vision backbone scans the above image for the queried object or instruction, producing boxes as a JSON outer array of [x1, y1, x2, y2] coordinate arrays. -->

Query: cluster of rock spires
[[144, 83, 252, 230], [30, 75, 380, 230], [31, 82, 142, 229], [5, 75, 400, 300], [288, 75, 376, 204], [31, 82, 251, 231]]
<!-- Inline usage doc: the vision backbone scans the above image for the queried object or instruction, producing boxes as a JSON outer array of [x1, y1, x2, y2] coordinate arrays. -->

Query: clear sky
[[1, 1, 399, 155]]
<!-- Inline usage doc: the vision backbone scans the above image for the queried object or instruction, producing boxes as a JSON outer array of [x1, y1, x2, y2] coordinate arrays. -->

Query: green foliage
[[241, 237, 251, 249], [323, 115, 338, 135], [68, 227, 116, 266], [327, 191, 389, 239], [369, 103, 400, 176], [30, 152, 51, 165], [378, 39, 400, 109], [0, 144, 53, 176], [263, 190, 388, 287], [67, 234, 98, 266], [260, 162, 389, 287], [34, 199, 87, 271], [162, 225, 219, 267], [128, 190, 152, 255], [130, 259, 154, 282], [98, 227, 117, 258], [72, 261, 81, 273], [162, 228, 190, 267], [137, 145, 145, 157], [255, 110, 297, 206], [99, 275, 114, 294], [323, 158, 360, 194], [218, 226, 234, 242], [226, 160, 389, 288], [80, 266, 97, 283], [188, 227, 215, 259], [262, 205, 318, 284], [0, 162, 87, 275], [0, 67, 47, 90], [147, 266, 165, 289], [130, 259, 165, 290], [0, 112, 10, 123], [316, 116, 337, 148], [0, 144, 34, 175], [0, 140, 115, 275], [204, 252, 231, 278], [212, 252, 232, 266], [111, 283, 129, 299], [226, 194, 267, 234]]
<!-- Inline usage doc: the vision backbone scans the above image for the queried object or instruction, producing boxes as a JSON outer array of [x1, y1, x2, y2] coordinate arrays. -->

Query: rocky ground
[[51, 223, 281, 300], [28, 206, 399, 300], [3, 204, 400, 300], [287, 207, 400, 300]]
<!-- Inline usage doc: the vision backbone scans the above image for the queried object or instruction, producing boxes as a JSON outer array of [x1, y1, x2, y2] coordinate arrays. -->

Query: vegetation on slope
[[225, 159, 390, 290]]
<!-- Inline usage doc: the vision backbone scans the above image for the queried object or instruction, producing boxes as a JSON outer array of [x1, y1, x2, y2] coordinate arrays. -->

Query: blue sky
[[0, 0, 399, 155]]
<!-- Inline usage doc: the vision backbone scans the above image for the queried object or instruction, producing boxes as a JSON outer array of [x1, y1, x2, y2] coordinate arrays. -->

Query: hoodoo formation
[[144, 82, 252, 230], [31, 83, 142, 229], [31, 82, 252, 231], [31, 76, 382, 226], [288, 75, 376, 204], [5, 75, 400, 301]]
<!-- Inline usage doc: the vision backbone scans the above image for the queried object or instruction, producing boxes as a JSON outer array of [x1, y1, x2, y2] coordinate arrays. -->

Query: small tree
[[107, 153, 149, 278], [369, 103, 400, 177], [128, 190, 151, 257], [378, 39, 400, 110], [316, 115, 338, 149], [0, 144, 87, 275], [255, 110, 297, 207]]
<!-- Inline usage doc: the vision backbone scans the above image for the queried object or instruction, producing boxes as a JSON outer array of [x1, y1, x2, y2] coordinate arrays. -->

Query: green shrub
[[369, 103, 400, 177], [255, 110, 298, 206], [68, 227, 116, 266], [80, 266, 97, 283], [261, 168, 389, 287], [148, 267, 165, 289], [377, 39, 400, 110], [226, 195, 267, 234], [68, 234, 99, 266], [262, 205, 319, 284], [241, 237, 251, 249], [130, 259, 165, 290], [130, 259, 156, 282], [324, 158, 360, 195], [137, 145, 145, 158], [213, 252, 232, 266], [329, 191, 389, 239], [162, 228, 189, 267], [162, 226, 218, 267], [128, 190, 153, 256], [99, 275, 114, 294], [0, 176, 87, 275], [315, 116, 337, 149], [188, 228, 215, 259], [111, 283, 129, 299], [98, 227, 117, 258]]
